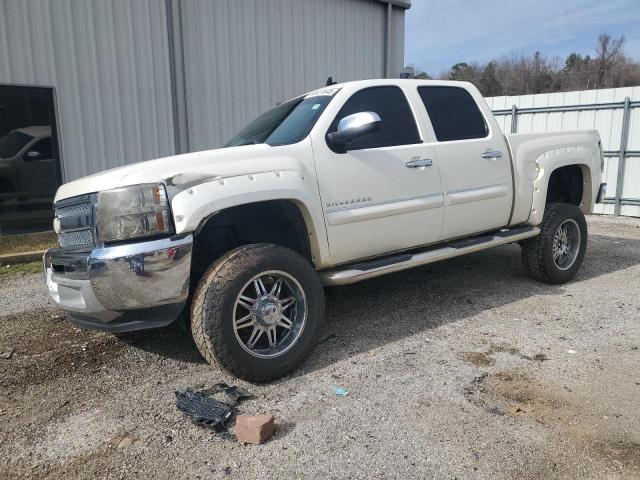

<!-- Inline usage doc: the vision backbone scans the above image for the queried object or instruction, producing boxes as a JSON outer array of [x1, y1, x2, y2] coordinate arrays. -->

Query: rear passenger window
[[418, 86, 488, 142], [328, 86, 420, 151]]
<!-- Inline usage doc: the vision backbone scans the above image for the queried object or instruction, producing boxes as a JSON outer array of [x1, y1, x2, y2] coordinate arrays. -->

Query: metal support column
[[166, 0, 190, 154], [510, 104, 518, 134], [614, 97, 631, 216], [384, 2, 392, 78]]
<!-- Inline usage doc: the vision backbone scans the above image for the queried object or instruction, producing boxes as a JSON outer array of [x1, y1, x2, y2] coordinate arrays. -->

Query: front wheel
[[521, 203, 588, 284], [190, 244, 324, 382]]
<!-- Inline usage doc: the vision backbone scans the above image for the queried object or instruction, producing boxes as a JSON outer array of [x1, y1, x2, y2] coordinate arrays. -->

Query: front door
[[312, 85, 443, 265]]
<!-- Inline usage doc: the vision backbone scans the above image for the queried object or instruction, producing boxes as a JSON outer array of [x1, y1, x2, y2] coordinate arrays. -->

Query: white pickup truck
[[45, 79, 605, 381]]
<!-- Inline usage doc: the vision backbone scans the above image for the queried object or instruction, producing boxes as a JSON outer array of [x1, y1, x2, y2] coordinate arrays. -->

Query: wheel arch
[[529, 149, 595, 224], [188, 197, 327, 291], [171, 170, 330, 267]]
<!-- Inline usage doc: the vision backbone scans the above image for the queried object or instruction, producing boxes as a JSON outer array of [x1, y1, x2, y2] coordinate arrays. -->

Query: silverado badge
[[325, 196, 372, 209]]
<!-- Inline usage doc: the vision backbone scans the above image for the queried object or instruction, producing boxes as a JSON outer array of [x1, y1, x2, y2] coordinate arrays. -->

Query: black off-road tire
[[521, 203, 587, 284], [190, 244, 324, 382]]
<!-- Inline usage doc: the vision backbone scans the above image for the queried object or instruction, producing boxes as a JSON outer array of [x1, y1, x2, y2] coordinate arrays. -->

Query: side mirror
[[24, 150, 42, 161], [327, 111, 381, 153]]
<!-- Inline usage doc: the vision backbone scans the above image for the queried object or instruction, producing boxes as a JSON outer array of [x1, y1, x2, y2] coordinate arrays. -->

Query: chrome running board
[[319, 226, 541, 286]]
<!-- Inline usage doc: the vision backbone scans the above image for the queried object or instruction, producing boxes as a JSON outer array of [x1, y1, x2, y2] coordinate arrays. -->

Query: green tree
[[479, 62, 502, 96]]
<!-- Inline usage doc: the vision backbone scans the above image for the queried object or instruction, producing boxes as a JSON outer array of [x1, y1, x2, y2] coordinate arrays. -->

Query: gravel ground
[[1, 215, 639, 479]]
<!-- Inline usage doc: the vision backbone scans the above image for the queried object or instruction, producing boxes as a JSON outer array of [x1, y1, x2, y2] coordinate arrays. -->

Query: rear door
[[311, 85, 443, 265], [416, 86, 512, 240]]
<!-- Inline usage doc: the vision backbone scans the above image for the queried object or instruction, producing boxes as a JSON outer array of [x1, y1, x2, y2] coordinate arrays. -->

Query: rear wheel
[[521, 203, 587, 284], [190, 244, 324, 382]]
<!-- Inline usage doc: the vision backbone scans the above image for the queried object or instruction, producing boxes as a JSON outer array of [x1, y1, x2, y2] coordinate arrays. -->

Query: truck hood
[[54, 144, 307, 202]]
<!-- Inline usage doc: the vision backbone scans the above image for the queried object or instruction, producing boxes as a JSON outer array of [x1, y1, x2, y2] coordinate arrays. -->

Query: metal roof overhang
[[376, 0, 411, 8]]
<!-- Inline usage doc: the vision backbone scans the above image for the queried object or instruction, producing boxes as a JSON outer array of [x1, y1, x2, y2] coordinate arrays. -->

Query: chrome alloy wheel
[[232, 270, 307, 359], [552, 219, 581, 270]]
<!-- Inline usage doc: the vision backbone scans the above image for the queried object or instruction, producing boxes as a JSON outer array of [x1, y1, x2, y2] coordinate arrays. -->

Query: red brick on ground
[[235, 414, 275, 444]]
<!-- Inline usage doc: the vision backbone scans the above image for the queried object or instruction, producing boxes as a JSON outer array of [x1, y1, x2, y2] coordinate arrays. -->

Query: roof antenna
[[326, 76, 337, 86]]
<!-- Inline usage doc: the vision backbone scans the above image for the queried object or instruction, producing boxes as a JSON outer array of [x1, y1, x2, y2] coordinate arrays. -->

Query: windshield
[[0, 130, 34, 158], [225, 94, 335, 147]]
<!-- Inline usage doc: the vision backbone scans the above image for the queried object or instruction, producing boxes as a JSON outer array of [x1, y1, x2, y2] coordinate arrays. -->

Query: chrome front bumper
[[43, 235, 193, 332]]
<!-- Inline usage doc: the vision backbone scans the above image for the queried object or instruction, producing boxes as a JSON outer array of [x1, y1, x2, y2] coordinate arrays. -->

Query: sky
[[405, 0, 640, 76]]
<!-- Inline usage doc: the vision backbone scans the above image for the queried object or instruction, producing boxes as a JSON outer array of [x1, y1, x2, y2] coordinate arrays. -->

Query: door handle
[[481, 150, 503, 159], [406, 158, 433, 168]]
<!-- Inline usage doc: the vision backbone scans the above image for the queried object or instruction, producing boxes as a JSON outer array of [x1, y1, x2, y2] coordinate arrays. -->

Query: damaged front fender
[[169, 169, 331, 267]]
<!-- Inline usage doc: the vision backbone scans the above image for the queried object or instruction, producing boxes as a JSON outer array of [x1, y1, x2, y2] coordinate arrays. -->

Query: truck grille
[[54, 194, 96, 249], [56, 201, 92, 219], [58, 229, 94, 249]]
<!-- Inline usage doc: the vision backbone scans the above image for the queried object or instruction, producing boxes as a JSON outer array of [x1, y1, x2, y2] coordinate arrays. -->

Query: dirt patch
[[466, 370, 640, 473], [592, 441, 640, 470], [457, 351, 496, 366], [488, 342, 521, 356], [458, 342, 549, 368], [0, 309, 124, 393], [526, 353, 549, 362]]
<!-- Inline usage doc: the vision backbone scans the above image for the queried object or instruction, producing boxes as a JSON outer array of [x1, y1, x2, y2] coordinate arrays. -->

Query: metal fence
[[487, 87, 640, 217]]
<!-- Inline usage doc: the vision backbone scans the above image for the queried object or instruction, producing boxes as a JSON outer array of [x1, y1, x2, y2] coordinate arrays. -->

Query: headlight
[[96, 184, 173, 242]]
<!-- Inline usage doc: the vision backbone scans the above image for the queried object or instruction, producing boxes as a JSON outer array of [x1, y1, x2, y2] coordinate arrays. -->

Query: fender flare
[[529, 146, 596, 225], [170, 169, 330, 267]]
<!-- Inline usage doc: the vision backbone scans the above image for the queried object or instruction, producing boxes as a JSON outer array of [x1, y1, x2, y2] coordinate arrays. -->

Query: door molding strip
[[325, 193, 443, 226], [445, 183, 510, 207]]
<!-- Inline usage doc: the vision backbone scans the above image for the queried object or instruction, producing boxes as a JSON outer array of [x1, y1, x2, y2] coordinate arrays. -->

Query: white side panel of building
[[0, 0, 176, 181], [487, 86, 640, 217]]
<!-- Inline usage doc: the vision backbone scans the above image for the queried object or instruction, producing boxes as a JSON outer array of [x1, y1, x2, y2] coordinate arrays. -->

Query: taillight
[[598, 140, 604, 172]]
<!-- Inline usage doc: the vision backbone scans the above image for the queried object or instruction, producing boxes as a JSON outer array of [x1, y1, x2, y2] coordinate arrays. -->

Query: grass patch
[[0, 261, 43, 276], [0, 231, 57, 255]]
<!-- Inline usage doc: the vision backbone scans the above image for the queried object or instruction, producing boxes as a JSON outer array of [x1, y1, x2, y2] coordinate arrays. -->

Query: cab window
[[328, 86, 421, 151], [418, 86, 488, 142]]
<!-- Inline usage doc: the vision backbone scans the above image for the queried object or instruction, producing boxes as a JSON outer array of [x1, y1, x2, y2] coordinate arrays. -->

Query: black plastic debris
[[199, 382, 253, 404], [175, 388, 233, 431], [175, 383, 252, 432]]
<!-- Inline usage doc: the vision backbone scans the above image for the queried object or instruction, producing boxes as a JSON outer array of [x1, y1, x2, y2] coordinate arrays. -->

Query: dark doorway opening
[[0, 85, 62, 235]]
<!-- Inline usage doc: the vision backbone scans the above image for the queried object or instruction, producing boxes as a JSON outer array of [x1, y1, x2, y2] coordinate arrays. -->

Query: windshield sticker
[[304, 86, 341, 99], [311, 103, 321, 110]]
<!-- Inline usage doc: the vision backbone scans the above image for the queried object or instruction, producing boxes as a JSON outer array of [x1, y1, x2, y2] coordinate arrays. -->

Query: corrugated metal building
[[0, 0, 409, 181], [0, 0, 409, 233]]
